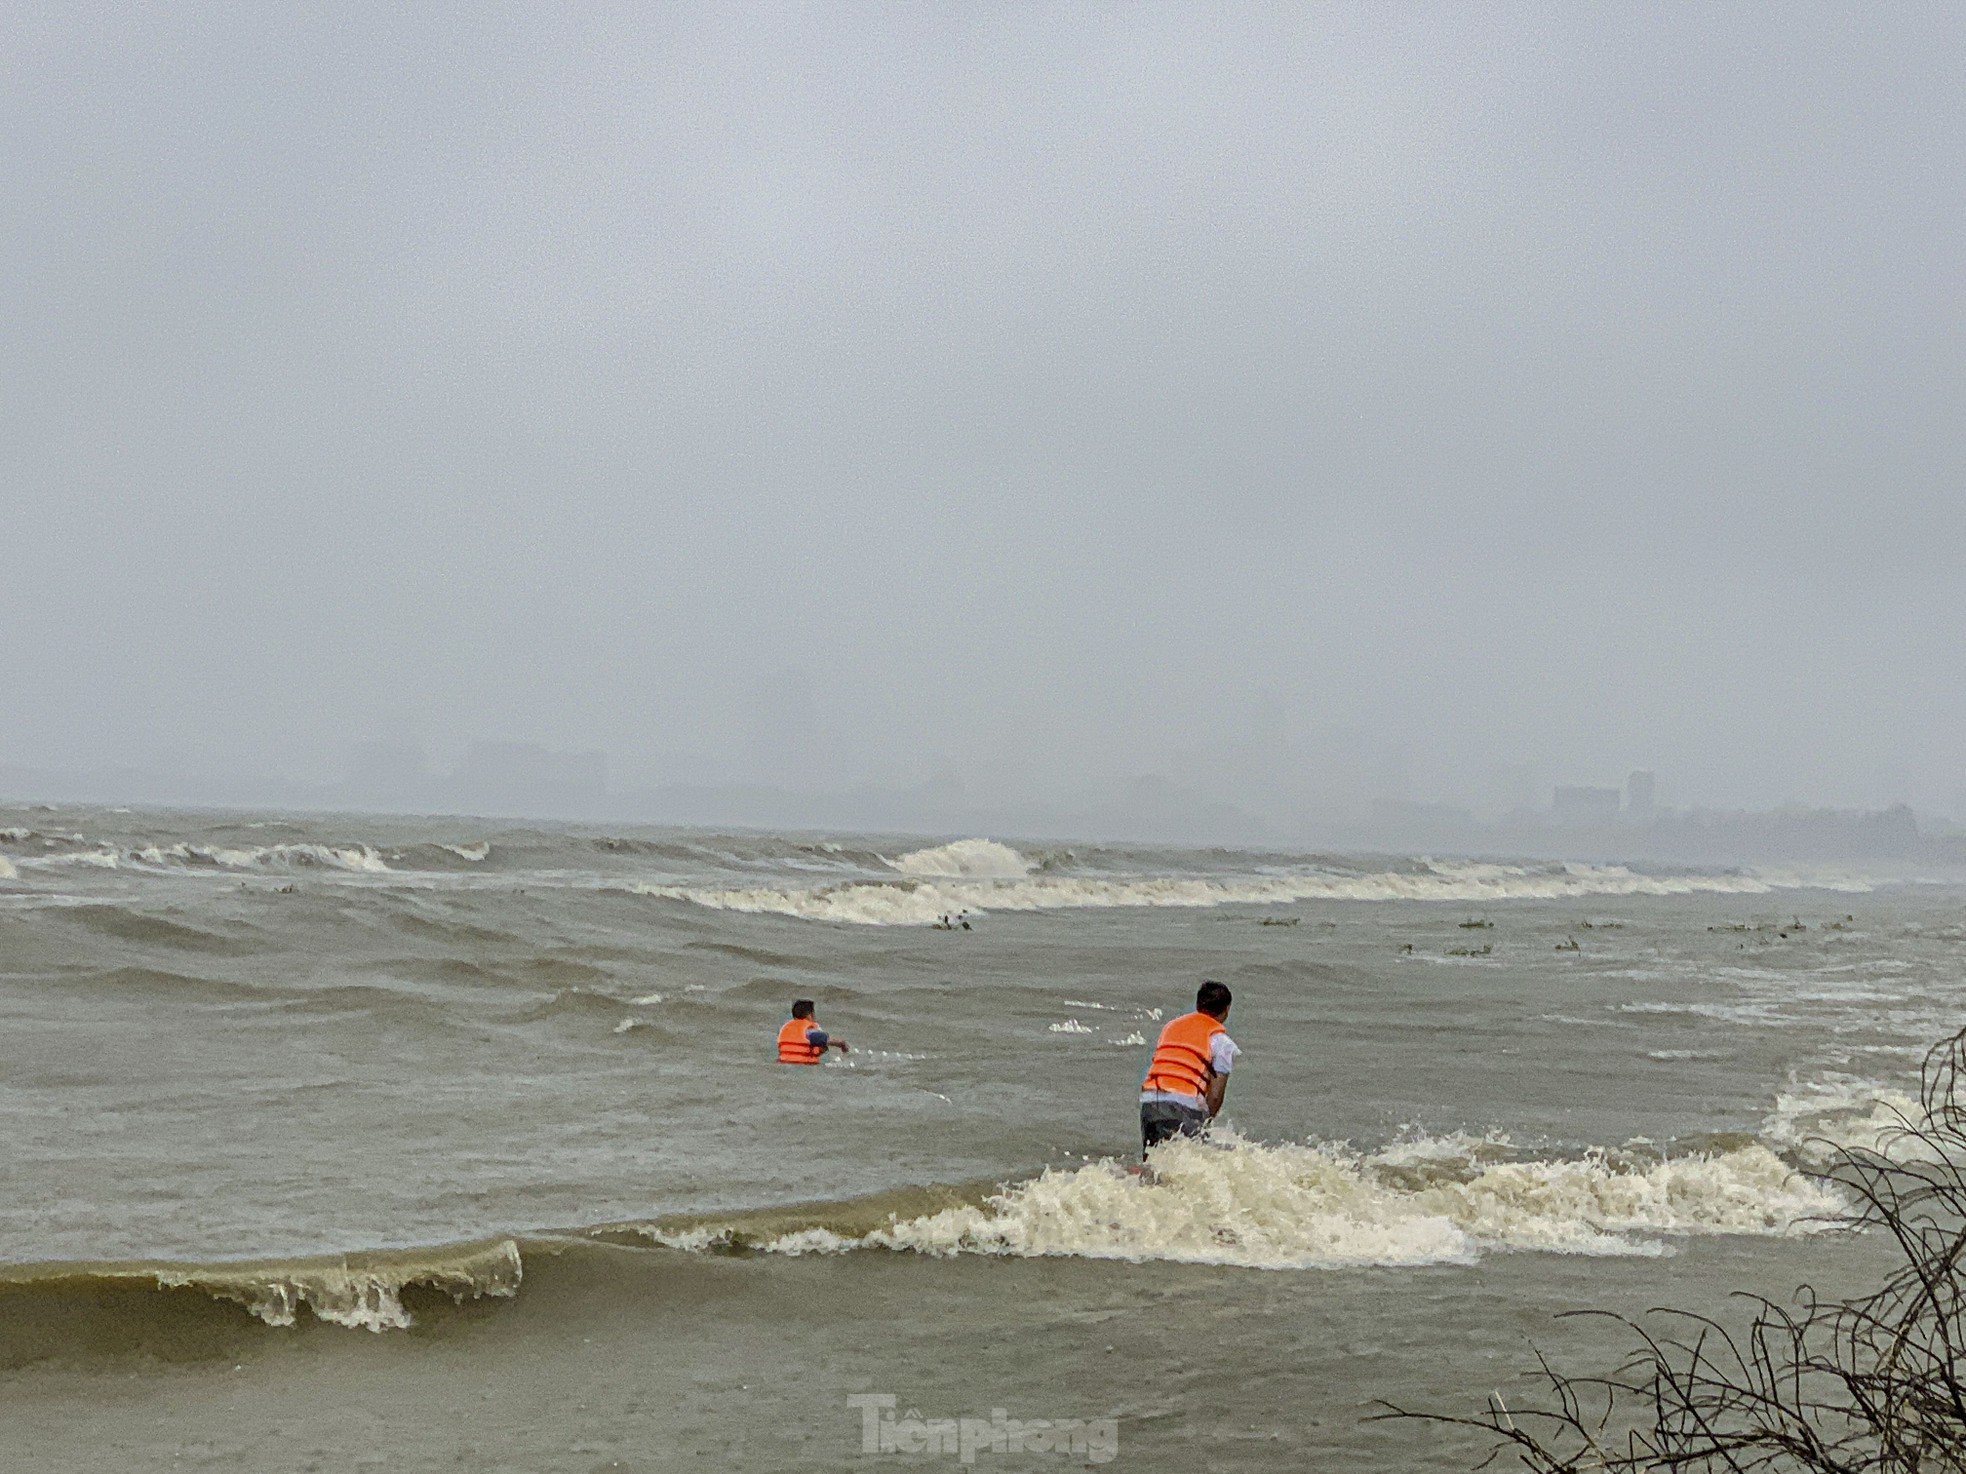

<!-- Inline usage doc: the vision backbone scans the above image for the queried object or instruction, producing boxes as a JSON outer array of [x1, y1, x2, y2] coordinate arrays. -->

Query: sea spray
[[639, 854, 1839, 927], [643, 1132, 1845, 1270], [18, 841, 395, 874], [0, 1240, 527, 1337], [887, 839, 1036, 879]]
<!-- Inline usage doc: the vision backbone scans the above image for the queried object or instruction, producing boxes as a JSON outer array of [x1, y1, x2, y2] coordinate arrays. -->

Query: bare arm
[[1204, 1071, 1228, 1119]]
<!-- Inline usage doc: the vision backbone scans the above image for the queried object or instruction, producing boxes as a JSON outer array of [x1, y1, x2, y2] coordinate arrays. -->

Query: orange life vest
[[777, 1016, 824, 1065], [1141, 1010, 1224, 1098]]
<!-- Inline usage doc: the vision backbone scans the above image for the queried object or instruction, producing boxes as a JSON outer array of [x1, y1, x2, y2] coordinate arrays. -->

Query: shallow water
[[0, 806, 1956, 1468]]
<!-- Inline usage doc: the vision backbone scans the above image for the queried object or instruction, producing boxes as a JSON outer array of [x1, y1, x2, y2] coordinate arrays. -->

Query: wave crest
[[22, 842, 394, 875], [640, 860, 1812, 927], [1764, 1076, 1934, 1163], [165, 1239, 521, 1330], [0, 1239, 522, 1339], [643, 1132, 1843, 1270], [887, 839, 1035, 879]]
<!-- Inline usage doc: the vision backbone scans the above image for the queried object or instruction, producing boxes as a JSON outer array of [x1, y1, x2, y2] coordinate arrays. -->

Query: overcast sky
[[3, 3, 1961, 818]]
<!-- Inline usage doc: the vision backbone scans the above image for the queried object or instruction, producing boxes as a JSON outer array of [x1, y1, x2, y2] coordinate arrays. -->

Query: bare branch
[[1384, 1026, 1966, 1472]]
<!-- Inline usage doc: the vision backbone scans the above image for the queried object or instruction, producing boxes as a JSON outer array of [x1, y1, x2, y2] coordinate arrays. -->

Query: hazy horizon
[[6, 4, 1963, 833]]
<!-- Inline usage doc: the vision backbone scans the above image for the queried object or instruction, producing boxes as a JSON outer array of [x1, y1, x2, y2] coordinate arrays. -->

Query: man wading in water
[[1138, 980, 1238, 1153], [776, 999, 849, 1064]]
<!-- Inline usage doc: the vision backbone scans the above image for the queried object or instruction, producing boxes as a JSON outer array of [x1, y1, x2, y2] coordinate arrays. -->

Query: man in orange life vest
[[1139, 980, 1238, 1152], [776, 999, 849, 1065]]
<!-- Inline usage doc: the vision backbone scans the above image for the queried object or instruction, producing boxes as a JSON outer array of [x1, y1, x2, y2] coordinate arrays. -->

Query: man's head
[[791, 999, 815, 1020], [1196, 980, 1232, 1019]]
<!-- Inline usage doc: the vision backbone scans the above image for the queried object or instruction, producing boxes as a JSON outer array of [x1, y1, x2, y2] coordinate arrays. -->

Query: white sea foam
[[1763, 1076, 1928, 1162], [1750, 866, 1897, 894], [643, 857, 1835, 927], [176, 842, 393, 873], [45, 850, 122, 869], [35, 842, 395, 874], [653, 1132, 1843, 1270], [0, 855, 15, 881], [441, 841, 491, 862], [162, 1239, 522, 1332], [887, 839, 1036, 879], [234, 1275, 418, 1331]]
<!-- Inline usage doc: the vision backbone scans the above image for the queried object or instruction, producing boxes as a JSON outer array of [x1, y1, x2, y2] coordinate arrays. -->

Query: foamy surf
[[174, 1240, 521, 1331], [1763, 1075, 1940, 1163], [886, 839, 1036, 879], [0, 1239, 522, 1335], [641, 850, 1839, 926], [16, 841, 395, 875], [640, 1132, 1844, 1270]]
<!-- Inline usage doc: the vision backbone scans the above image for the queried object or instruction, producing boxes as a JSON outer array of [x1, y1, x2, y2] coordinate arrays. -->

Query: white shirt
[[1139, 1029, 1239, 1108]]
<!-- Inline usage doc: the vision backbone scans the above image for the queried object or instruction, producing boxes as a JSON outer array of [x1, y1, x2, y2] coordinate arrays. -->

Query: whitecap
[[641, 1132, 1846, 1271], [886, 838, 1035, 879], [640, 858, 1824, 927], [833, 1132, 1842, 1269]]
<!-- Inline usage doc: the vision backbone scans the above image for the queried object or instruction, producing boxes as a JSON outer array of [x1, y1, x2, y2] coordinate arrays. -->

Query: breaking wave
[[0, 1127, 1854, 1354], [0, 1239, 521, 1344], [165, 1239, 521, 1331], [639, 1131, 1845, 1270], [641, 855, 1840, 926], [1763, 1075, 1939, 1164], [20, 842, 394, 875], [887, 839, 1036, 879]]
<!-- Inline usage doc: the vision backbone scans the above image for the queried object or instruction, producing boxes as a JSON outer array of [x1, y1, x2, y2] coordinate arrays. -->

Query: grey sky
[[3, 3, 1962, 820]]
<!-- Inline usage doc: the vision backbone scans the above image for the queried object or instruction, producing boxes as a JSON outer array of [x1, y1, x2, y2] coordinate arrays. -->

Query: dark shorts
[[1140, 1100, 1208, 1152]]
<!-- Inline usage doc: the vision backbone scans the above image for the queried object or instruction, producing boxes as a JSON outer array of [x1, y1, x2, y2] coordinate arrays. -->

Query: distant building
[[1626, 770, 1656, 821], [1552, 785, 1621, 825]]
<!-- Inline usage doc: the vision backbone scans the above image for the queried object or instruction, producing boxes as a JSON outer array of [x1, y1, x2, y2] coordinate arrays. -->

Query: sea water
[[0, 807, 1951, 1469]]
